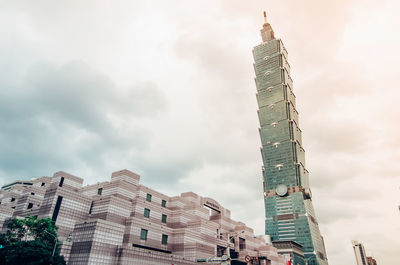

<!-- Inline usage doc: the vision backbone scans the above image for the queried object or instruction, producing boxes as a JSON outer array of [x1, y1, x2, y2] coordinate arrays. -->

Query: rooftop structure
[[1, 180, 33, 190], [0, 169, 286, 265]]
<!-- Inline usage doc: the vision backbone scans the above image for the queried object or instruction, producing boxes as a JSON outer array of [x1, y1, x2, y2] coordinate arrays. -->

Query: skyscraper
[[352, 240, 368, 265], [252, 12, 329, 265]]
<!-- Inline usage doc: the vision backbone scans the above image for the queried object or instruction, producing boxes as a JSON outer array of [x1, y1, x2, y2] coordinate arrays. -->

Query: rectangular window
[[59, 177, 64, 187], [97, 188, 103, 195], [41, 182, 45, 186], [52, 196, 63, 222], [161, 214, 167, 223], [161, 199, 166, 207], [140, 229, 148, 240], [27, 203, 33, 209], [144, 208, 150, 218], [239, 237, 246, 250], [89, 201, 94, 214], [146, 193, 152, 202], [11, 198, 15, 202], [161, 234, 168, 245]]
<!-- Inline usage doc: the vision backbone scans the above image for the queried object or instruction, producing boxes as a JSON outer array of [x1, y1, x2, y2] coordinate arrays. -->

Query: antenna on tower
[[263, 11, 267, 23]]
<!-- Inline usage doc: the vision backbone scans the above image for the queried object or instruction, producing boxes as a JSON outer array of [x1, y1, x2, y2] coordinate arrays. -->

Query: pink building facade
[[0, 169, 285, 265]]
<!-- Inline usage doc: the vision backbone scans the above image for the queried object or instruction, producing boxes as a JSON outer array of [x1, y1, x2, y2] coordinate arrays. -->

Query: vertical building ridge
[[252, 12, 329, 265]]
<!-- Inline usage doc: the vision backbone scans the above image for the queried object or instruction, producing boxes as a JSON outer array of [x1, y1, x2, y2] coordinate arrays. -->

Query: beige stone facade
[[0, 169, 285, 265]]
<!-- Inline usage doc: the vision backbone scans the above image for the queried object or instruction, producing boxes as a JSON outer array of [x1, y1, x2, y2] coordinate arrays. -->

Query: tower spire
[[260, 11, 275, 42]]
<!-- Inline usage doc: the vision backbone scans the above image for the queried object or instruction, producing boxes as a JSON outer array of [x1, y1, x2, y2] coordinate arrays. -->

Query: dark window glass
[[161, 200, 167, 207], [27, 203, 33, 209], [140, 229, 148, 240], [31, 192, 35, 195], [146, 193, 152, 202], [97, 188, 103, 195], [11, 198, 15, 202], [59, 177, 64, 187], [162, 234, 168, 245], [144, 208, 150, 218], [239, 237, 246, 250], [41, 182, 45, 186], [89, 201, 94, 214], [230, 249, 238, 259], [161, 214, 167, 223], [52, 196, 63, 222], [217, 245, 226, 257]]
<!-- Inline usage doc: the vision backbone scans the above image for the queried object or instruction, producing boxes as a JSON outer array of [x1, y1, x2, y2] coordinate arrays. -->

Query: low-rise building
[[0, 169, 286, 265]]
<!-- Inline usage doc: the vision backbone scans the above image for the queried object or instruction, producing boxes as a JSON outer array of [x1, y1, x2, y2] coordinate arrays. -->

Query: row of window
[[140, 229, 168, 245], [144, 208, 167, 223], [146, 193, 167, 208], [95, 190, 167, 208]]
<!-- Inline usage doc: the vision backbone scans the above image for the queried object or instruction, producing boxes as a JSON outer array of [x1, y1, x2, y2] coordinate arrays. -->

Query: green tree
[[0, 216, 66, 265]]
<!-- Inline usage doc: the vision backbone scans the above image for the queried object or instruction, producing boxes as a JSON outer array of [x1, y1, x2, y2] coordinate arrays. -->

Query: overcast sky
[[1, 0, 399, 264]]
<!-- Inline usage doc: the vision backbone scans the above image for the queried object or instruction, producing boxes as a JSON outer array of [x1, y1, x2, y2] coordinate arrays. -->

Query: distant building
[[272, 240, 305, 265], [367, 256, 377, 265], [352, 240, 368, 265], [0, 169, 286, 265]]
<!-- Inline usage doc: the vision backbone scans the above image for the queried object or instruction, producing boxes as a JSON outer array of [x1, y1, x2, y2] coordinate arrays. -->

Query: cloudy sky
[[1, 0, 399, 264]]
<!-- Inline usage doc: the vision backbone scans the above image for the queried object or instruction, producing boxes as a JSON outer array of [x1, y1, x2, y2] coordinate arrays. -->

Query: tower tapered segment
[[260, 11, 275, 42], [253, 13, 329, 265]]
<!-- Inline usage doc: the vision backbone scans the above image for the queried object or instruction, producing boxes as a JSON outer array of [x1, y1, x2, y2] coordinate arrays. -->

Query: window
[[97, 188, 103, 195], [41, 182, 45, 186], [239, 237, 246, 250], [161, 199, 167, 207], [59, 177, 64, 187], [144, 208, 150, 218], [89, 201, 94, 214], [31, 192, 35, 195], [217, 245, 226, 257], [11, 198, 15, 202], [161, 234, 168, 245], [161, 214, 167, 223], [52, 196, 63, 222], [140, 229, 148, 240], [146, 193, 152, 202], [27, 203, 33, 209]]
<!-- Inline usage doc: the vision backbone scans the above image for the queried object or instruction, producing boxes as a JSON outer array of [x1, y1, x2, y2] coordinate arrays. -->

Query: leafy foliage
[[0, 216, 66, 265]]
